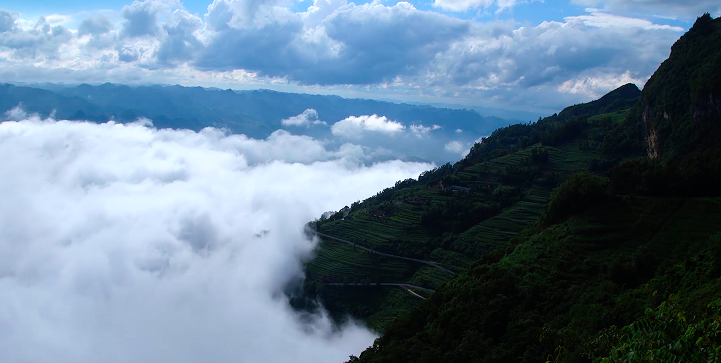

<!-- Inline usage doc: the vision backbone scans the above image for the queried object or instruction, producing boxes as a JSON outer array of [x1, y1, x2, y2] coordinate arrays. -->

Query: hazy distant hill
[[2, 83, 517, 141]]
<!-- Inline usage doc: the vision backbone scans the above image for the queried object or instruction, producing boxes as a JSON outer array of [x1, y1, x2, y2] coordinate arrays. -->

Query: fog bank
[[0, 117, 431, 363]]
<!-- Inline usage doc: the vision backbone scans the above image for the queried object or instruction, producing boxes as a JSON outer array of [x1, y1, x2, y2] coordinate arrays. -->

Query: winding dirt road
[[326, 282, 435, 299], [312, 231, 458, 276]]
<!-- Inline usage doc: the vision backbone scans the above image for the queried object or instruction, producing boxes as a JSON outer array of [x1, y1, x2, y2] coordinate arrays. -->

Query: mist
[[0, 116, 431, 363]]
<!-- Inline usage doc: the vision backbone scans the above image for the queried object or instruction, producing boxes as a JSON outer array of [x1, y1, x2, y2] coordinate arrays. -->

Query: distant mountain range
[[0, 83, 519, 141]]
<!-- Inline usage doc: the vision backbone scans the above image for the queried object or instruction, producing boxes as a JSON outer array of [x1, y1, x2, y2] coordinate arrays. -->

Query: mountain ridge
[[8, 82, 518, 138], [290, 14, 721, 363]]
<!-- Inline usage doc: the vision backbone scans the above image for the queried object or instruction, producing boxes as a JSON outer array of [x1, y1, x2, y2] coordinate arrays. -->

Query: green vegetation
[[597, 297, 721, 362], [634, 13, 721, 159], [295, 73, 645, 330], [295, 82, 643, 330], [294, 13, 721, 363], [543, 172, 610, 225], [348, 197, 721, 363]]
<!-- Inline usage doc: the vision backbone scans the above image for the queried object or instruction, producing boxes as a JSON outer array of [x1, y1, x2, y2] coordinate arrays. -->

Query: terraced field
[[588, 109, 631, 123], [301, 112, 627, 331], [454, 187, 551, 254], [305, 238, 419, 282], [319, 211, 431, 250]]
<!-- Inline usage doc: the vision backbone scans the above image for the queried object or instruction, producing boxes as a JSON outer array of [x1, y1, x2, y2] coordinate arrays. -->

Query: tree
[[544, 172, 610, 225], [596, 297, 721, 363]]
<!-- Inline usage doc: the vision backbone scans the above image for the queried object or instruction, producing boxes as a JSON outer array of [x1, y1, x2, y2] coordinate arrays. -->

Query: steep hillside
[[294, 82, 642, 331], [350, 193, 721, 363], [635, 13, 721, 159], [557, 83, 640, 120], [606, 14, 721, 197], [293, 14, 721, 363]]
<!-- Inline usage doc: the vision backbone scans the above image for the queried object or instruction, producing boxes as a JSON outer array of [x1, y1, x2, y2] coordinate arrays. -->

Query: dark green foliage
[[502, 163, 540, 186], [465, 124, 537, 164], [557, 83, 641, 120], [349, 198, 721, 363], [421, 199, 502, 235], [544, 172, 610, 225], [325, 14, 721, 363], [632, 14, 721, 159], [540, 118, 591, 147], [610, 149, 721, 197], [302, 80, 642, 330], [596, 296, 721, 363], [463, 83, 640, 169], [529, 147, 550, 165], [491, 185, 522, 207], [418, 163, 453, 184]]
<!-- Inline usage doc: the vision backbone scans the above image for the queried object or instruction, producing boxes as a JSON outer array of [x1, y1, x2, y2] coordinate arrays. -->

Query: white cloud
[[78, 15, 115, 36], [120, 0, 180, 38], [0, 10, 16, 32], [0, 115, 431, 363], [422, 13, 680, 110], [557, 70, 645, 98], [432, 0, 528, 13], [195, 0, 469, 85], [155, 9, 203, 64], [564, 8, 685, 31], [571, 0, 721, 20], [0, 11, 73, 59], [455, 128, 463, 133], [410, 124, 441, 138], [331, 114, 405, 138], [281, 108, 327, 127], [444, 140, 469, 156], [0, 0, 689, 111], [4, 104, 32, 120]]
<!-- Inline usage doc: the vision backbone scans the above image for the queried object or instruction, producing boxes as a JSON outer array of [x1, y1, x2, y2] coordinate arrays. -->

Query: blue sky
[[0, 0, 716, 112], [0, 0, 697, 27]]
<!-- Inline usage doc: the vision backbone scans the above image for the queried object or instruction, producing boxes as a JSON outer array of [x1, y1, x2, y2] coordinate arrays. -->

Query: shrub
[[544, 172, 611, 225]]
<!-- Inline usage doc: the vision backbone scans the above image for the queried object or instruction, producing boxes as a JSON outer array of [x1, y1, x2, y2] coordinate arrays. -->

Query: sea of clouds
[[0, 113, 431, 363]]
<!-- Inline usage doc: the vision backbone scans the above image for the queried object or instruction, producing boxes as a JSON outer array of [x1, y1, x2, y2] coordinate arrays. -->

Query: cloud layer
[[0, 0, 699, 111], [331, 114, 406, 138], [572, 0, 721, 19], [432, 0, 531, 13], [281, 108, 325, 126], [0, 116, 431, 363]]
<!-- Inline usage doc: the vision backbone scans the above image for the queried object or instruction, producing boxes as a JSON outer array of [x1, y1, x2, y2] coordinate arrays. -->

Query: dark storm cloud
[[195, 1, 469, 85]]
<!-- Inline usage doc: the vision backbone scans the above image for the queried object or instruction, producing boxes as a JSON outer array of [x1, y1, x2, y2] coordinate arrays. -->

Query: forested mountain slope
[[295, 14, 721, 363], [295, 77, 643, 330]]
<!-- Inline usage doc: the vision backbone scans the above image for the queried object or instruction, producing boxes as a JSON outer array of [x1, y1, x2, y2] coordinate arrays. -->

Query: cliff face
[[635, 14, 721, 159], [693, 92, 721, 122], [643, 106, 661, 159]]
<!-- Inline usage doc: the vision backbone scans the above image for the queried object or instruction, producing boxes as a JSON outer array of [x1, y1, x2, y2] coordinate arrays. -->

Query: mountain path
[[312, 231, 457, 275], [326, 282, 434, 299]]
